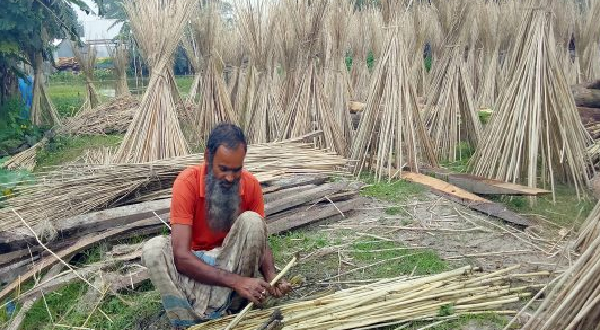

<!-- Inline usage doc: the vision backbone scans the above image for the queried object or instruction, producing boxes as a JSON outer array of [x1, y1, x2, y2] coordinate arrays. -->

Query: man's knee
[[141, 235, 170, 268], [236, 211, 267, 236]]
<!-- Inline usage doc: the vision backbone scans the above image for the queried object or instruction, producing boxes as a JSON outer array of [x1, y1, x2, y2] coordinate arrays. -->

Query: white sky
[[72, 0, 122, 41]]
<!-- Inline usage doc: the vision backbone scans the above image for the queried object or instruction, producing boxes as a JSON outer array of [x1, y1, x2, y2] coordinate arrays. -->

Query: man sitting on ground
[[142, 124, 292, 328]]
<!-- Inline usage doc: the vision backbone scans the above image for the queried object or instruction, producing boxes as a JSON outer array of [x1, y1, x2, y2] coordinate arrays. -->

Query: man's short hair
[[206, 124, 248, 158]]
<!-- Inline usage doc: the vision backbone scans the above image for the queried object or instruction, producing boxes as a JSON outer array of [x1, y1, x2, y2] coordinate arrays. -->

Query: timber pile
[[520, 229, 600, 330], [54, 57, 79, 71], [190, 265, 545, 330], [470, 9, 593, 199], [58, 96, 139, 135], [0, 141, 347, 233], [0, 174, 363, 294]]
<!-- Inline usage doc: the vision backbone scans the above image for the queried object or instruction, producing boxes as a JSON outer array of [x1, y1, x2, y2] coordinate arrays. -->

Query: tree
[[0, 0, 91, 109]]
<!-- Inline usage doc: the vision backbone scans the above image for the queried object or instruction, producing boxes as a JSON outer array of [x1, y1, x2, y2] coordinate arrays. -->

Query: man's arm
[[171, 224, 271, 304], [260, 245, 293, 297]]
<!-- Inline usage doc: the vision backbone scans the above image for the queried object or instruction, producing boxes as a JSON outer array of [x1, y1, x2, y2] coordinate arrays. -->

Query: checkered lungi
[[141, 211, 267, 328]]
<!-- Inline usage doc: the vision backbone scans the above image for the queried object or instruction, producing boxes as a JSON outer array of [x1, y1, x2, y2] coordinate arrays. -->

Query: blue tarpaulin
[[18, 75, 33, 119]]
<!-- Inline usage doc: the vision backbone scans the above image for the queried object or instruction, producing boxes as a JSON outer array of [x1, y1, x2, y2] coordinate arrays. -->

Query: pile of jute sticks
[[190, 265, 548, 330]]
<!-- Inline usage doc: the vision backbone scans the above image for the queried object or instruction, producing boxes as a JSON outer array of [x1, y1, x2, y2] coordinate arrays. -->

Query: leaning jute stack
[[573, 200, 600, 252], [469, 9, 593, 200], [0, 141, 347, 233], [519, 229, 600, 330], [350, 4, 437, 179], [189, 265, 546, 330], [113, 0, 193, 163]]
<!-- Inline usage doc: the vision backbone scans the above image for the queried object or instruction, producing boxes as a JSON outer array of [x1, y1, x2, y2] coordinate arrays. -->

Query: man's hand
[[269, 279, 293, 298], [233, 277, 272, 304]]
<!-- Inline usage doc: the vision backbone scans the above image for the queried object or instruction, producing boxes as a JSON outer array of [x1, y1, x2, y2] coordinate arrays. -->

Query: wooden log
[[0, 217, 161, 302], [401, 172, 529, 226], [264, 181, 349, 216], [422, 168, 551, 196], [267, 197, 365, 235]]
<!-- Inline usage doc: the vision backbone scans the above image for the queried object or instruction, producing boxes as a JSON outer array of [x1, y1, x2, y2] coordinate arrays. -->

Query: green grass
[[35, 135, 123, 170], [491, 184, 596, 228], [360, 173, 426, 202], [47, 83, 87, 117], [439, 142, 475, 173], [175, 75, 195, 95], [406, 312, 512, 330], [17, 281, 163, 330], [350, 240, 447, 277]]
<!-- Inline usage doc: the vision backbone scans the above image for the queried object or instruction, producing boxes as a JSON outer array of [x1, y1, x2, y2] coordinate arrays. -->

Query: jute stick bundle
[[324, 0, 354, 155], [31, 49, 61, 127], [190, 2, 237, 145], [73, 44, 100, 114], [470, 9, 594, 199], [520, 230, 600, 330], [235, 0, 282, 144], [108, 43, 131, 98], [58, 96, 139, 135], [423, 5, 481, 162], [0, 138, 48, 171], [278, 1, 346, 156], [350, 15, 437, 180], [574, 200, 600, 252], [113, 0, 193, 163], [0, 141, 347, 232], [190, 265, 546, 330]]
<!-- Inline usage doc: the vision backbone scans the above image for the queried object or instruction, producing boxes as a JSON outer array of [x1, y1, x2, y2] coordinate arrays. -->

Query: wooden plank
[[265, 181, 349, 216], [401, 172, 529, 226], [0, 217, 161, 302], [422, 168, 551, 196], [267, 198, 365, 235], [401, 172, 488, 202]]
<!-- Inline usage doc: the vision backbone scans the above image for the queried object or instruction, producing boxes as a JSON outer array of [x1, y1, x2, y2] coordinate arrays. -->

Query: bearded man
[[142, 124, 292, 328]]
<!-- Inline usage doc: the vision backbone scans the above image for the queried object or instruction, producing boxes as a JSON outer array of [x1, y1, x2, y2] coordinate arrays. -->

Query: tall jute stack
[[278, 0, 346, 156], [108, 43, 131, 98], [324, 0, 354, 154], [350, 4, 437, 179], [193, 2, 238, 142], [113, 0, 193, 163], [470, 9, 593, 200], [31, 51, 61, 127], [236, 0, 282, 144], [423, 4, 481, 162], [73, 44, 100, 114]]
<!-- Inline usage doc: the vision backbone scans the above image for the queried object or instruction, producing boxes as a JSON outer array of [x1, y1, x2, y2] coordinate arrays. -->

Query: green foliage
[[385, 206, 402, 215], [367, 50, 375, 70], [46, 82, 85, 116], [478, 109, 493, 125], [424, 54, 433, 73], [439, 142, 475, 172], [438, 304, 454, 317], [360, 173, 425, 201], [19, 280, 164, 330], [0, 97, 44, 155], [491, 185, 596, 227], [36, 135, 123, 170], [351, 240, 447, 277]]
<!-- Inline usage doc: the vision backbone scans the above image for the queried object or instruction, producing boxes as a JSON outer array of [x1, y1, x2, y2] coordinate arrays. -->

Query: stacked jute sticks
[[113, 0, 193, 163], [519, 227, 600, 330], [190, 265, 546, 330], [0, 141, 347, 233], [469, 9, 594, 200]]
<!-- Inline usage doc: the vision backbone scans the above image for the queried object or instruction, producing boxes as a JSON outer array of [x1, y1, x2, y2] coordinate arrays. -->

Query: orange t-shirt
[[169, 164, 265, 251]]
